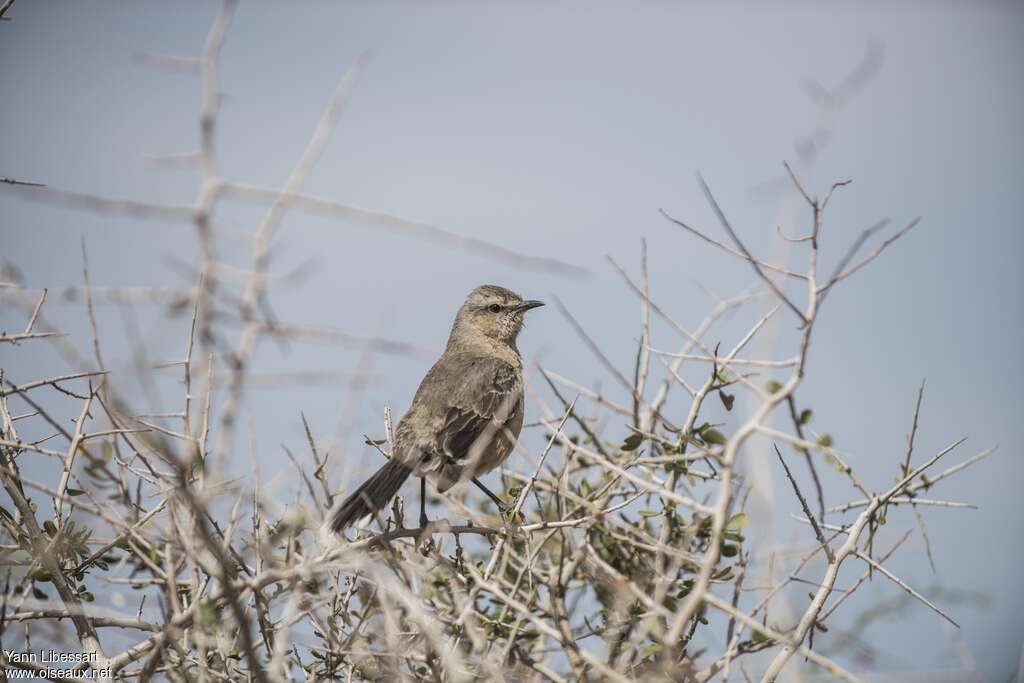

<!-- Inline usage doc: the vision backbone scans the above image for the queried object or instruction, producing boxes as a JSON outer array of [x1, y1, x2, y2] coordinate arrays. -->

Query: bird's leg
[[472, 477, 509, 514], [415, 477, 438, 555], [419, 477, 429, 529]]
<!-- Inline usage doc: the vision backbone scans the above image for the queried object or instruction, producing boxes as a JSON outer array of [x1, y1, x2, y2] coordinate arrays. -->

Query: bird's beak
[[517, 300, 545, 312]]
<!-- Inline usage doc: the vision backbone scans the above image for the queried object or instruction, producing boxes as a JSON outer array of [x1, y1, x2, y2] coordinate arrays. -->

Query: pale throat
[[449, 322, 522, 365]]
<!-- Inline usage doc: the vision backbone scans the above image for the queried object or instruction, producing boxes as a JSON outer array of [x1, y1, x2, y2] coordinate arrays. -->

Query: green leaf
[[364, 437, 387, 446], [641, 642, 662, 656], [42, 520, 57, 536], [700, 426, 726, 446], [80, 592, 95, 602], [799, 409, 813, 425], [726, 512, 750, 531], [721, 544, 738, 558], [66, 488, 85, 497], [766, 380, 783, 394], [814, 620, 829, 632], [751, 628, 771, 643], [638, 510, 660, 518], [817, 434, 834, 448], [719, 391, 735, 411], [621, 433, 643, 451]]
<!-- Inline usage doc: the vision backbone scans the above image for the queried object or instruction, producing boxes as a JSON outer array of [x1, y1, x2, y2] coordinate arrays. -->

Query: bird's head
[[451, 284, 544, 346]]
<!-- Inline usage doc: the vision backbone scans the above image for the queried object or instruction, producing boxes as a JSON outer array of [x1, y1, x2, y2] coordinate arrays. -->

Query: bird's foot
[[417, 535, 436, 555], [416, 515, 436, 555]]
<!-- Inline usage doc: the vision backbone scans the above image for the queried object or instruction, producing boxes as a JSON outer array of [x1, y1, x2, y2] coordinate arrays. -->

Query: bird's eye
[[488, 303, 502, 313]]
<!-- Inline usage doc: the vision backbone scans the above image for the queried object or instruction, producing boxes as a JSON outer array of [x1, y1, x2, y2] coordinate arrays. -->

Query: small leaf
[[721, 544, 738, 558], [814, 620, 829, 632], [816, 434, 834, 448], [799, 409, 813, 425], [766, 380, 783, 394], [638, 510, 660, 518], [726, 512, 750, 531], [751, 628, 771, 643], [700, 426, 726, 446], [364, 437, 387, 446], [621, 433, 643, 451], [42, 520, 57, 536], [719, 391, 735, 411], [66, 488, 85, 497], [641, 642, 662, 656], [80, 592, 95, 602]]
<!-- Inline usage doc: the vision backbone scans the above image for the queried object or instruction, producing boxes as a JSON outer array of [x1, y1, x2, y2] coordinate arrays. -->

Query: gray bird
[[330, 284, 544, 533]]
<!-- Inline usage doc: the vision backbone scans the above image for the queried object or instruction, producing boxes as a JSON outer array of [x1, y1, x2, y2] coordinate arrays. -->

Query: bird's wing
[[435, 357, 522, 464]]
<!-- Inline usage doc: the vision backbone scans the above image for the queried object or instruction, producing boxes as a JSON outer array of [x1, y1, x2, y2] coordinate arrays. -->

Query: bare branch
[[696, 173, 807, 323], [775, 444, 833, 563]]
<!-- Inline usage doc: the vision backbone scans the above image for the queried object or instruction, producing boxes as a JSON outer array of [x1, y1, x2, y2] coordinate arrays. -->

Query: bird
[[329, 284, 544, 533]]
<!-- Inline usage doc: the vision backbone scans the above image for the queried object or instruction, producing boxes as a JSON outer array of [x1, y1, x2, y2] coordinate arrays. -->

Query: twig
[[695, 174, 807, 323], [775, 444, 833, 563], [852, 550, 959, 627], [818, 217, 921, 295]]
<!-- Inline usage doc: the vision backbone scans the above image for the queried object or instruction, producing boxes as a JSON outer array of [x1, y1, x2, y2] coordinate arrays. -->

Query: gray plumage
[[330, 285, 544, 533]]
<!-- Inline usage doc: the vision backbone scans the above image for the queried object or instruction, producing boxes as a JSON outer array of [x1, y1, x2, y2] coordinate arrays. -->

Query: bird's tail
[[329, 458, 412, 533]]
